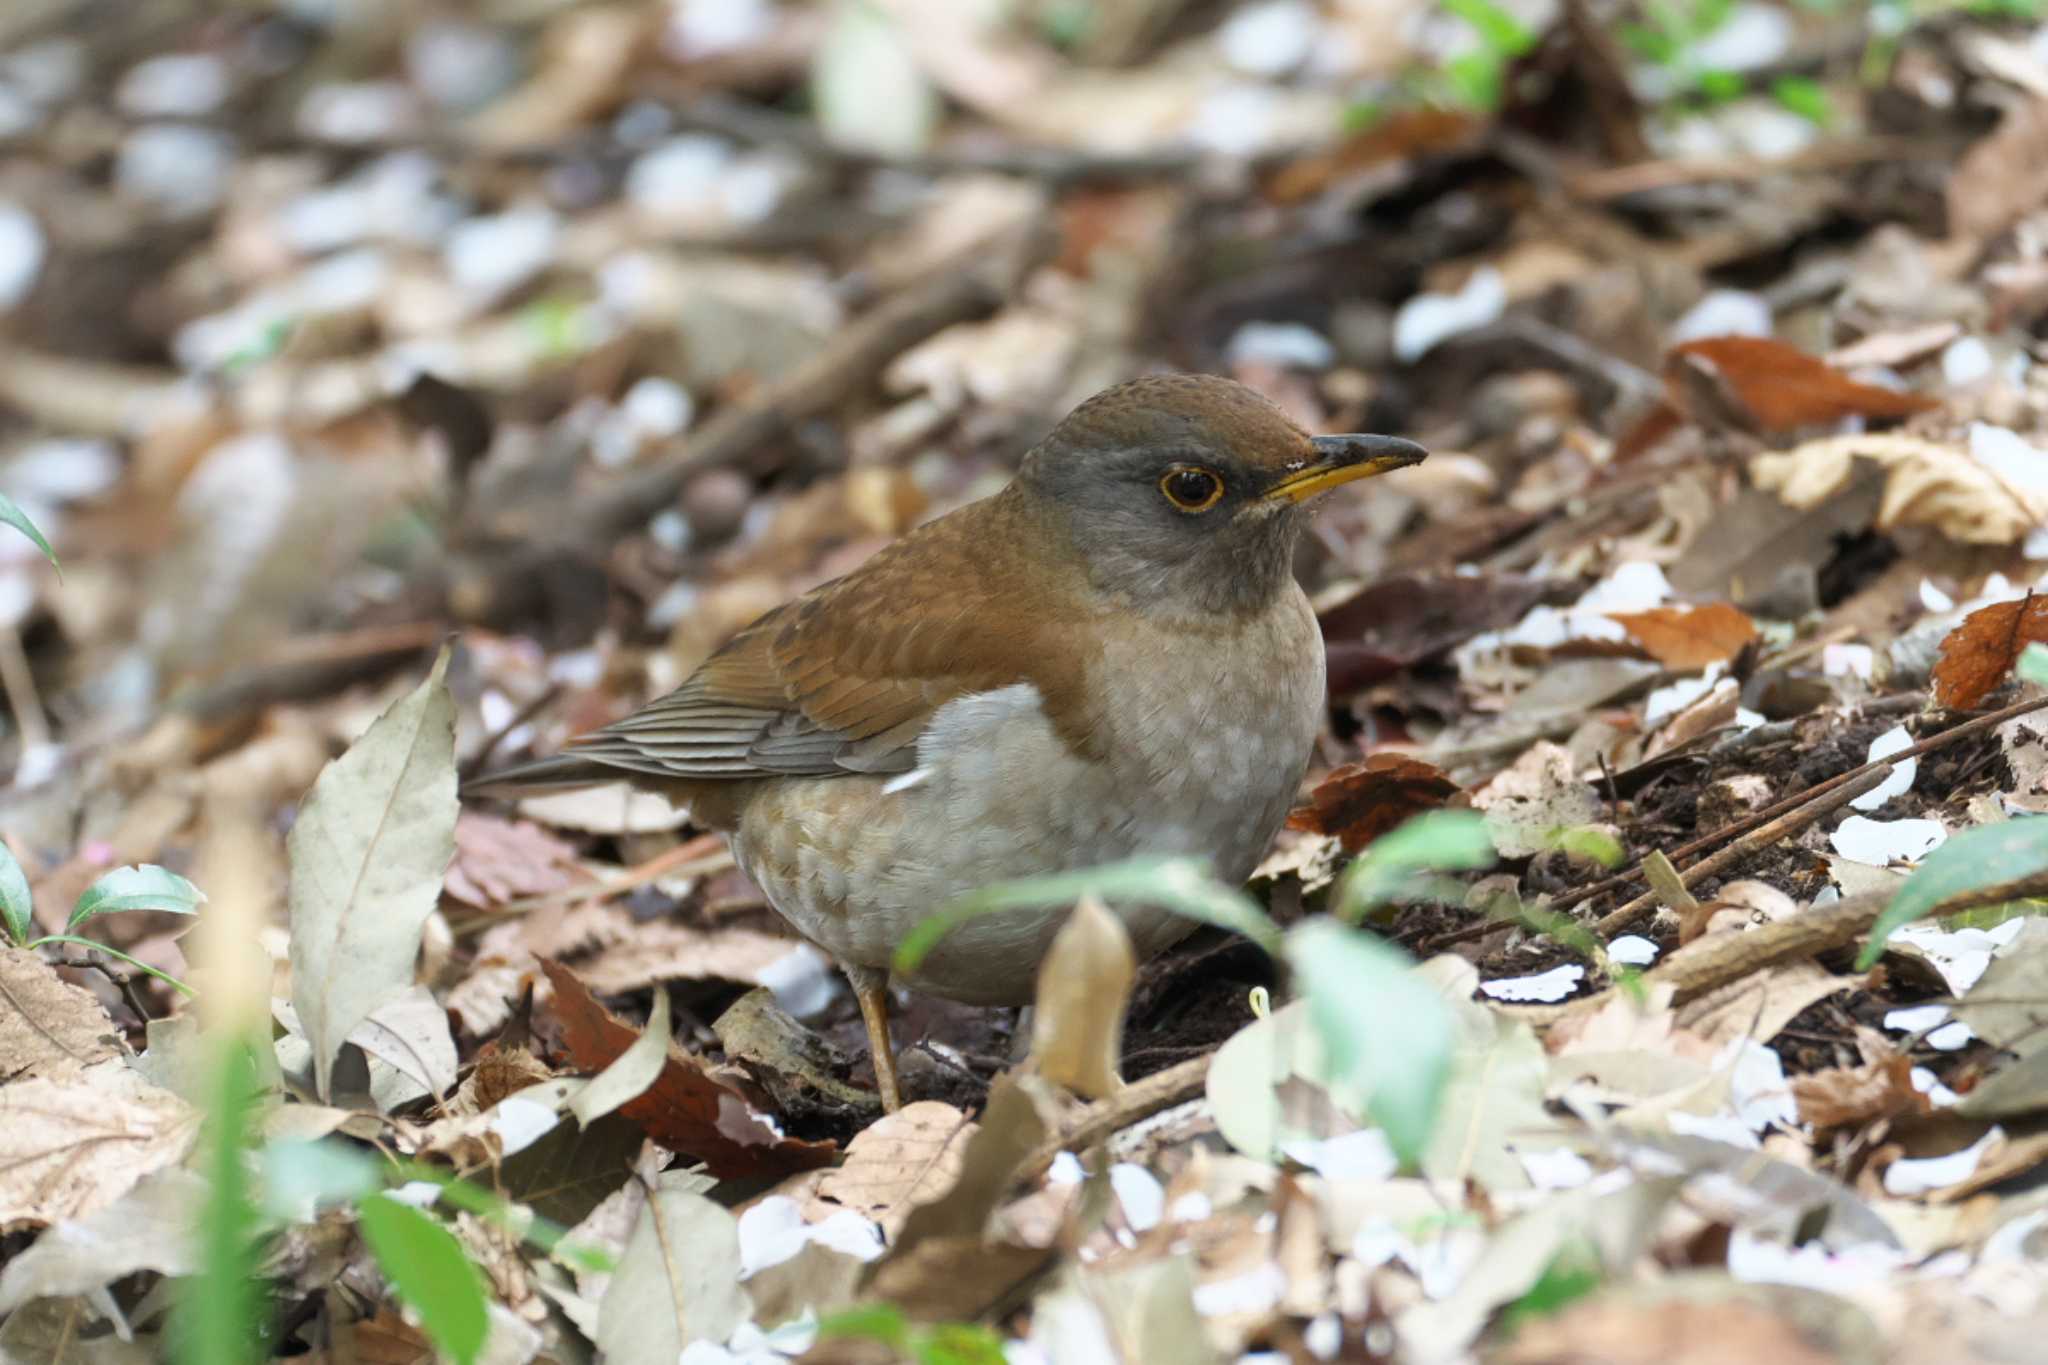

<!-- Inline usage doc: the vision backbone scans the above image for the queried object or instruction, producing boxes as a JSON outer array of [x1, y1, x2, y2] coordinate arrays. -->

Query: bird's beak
[[1262, 434, 1429, 505]]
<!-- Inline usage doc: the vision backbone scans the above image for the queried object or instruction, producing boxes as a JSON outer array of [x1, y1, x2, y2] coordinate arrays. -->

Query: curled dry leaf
[[539, 960, 835, 1180], [1932, 594, 2048, 709], [1751, 433, 2047, 545], [1028, 894, 1135, 1100], [1607, 602, 1758, 670], [1287, 753, 1464, 853], [1664, 336, 1939, 434]]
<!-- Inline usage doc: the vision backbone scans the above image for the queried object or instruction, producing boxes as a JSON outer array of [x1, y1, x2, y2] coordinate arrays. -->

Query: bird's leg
[[845, 963, 904, 1113]]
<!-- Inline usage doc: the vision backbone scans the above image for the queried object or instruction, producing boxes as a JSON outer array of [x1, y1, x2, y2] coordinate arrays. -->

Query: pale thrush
[[472, 374, 1426, 1109]]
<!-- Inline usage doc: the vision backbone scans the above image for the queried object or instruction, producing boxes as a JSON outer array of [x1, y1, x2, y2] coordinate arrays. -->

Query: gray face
[[1020, 439, 1307, 617]]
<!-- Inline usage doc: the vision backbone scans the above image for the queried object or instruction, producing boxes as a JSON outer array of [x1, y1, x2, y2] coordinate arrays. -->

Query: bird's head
[[1018, 374, 1426, 615]]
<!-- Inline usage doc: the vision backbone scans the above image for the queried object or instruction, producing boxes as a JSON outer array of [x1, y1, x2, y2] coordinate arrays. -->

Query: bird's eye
[[1159, 466, 1224, 512]]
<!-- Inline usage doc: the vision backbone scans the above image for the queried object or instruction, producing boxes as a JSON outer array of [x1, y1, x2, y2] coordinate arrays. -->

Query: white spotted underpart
[[730, 592, 1324, 1004]]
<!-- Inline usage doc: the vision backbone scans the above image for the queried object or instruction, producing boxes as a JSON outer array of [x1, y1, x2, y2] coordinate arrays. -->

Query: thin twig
[[1015, 1053, 1211, 1185], [1551, 693, 2048, 914], [1589, 762, 1893, 937]]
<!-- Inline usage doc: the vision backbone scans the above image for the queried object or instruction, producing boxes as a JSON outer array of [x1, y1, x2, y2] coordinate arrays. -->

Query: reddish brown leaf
[[1264, 108, 1480, 203], [1932, 592, 2048, 709], [446, 811, 580, 908], [1612, 400, 1684, 464], [1792, 1052, 1930, 1130], [1664, 336, 1940, 434], [1608, 602, 1759, 670], [539, 960, 835, 1179], [1287, 753, 1464, 853]]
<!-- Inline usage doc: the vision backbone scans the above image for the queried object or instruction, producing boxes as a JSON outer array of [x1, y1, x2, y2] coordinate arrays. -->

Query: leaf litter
[[7, 1, 2048, 1360]]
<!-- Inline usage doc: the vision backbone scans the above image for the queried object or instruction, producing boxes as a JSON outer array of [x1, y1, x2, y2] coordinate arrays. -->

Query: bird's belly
[[731, 613, 1323, 1005]]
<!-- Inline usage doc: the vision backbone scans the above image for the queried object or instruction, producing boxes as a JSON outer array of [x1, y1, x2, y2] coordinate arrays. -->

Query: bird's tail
[[461, 752, 621, 800]]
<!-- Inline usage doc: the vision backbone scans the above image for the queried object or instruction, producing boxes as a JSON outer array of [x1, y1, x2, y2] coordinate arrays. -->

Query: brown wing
[[558, 492, 1088, 783]]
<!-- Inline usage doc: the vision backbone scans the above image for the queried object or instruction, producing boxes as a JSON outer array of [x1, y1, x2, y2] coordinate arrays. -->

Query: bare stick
[[1552, 692, 2048, 915], [1589, 762, 1894, 937], [1015, 1054, 1211, 1185]]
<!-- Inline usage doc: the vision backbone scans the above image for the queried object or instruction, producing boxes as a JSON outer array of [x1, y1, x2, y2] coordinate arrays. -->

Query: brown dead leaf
[[577, 921, 806, 996], [1665, 336, 1939, 434], [445, 812, 580, 909], [1495, 1292, 1840, 1365], [1287, 753, 1464, 853], [1751, 432, 2048, 545], [1948, 96, 2048, 245], [1675, 961, 1857, 1051], [539, 960, 834, 1180], [1932, 593, 2048, 709], [1028, 896, 1134, 1099], [1264, 107, 1481, 202], [1607, 603, 1758, 670], [0, 948, 123, 1080], [1793, 1052, 1930, 1130], [0, 1059, 197, 1231], [811, 1101, 974, 1237]]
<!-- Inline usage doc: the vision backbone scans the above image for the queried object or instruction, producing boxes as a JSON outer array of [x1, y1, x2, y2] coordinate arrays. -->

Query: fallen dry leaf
[[445, 812, 581, 909], [0, 1060, 197, 1231], [1664, 335, 1939, 434], [540, 960, 835, 1180], [1793, 1052, 1931, 1130], [1947, 96, 2048, 245], [1027, 895, 1134, 1099], [576, 921, 809, 996], [1607, 603, 1758, 670], [1288, 753, 1464, 853], [811, 1100, 974, 1237], [1932, 593, 2048, 709], [1751, 432, 2048, 545], [1495, 1291, 1842, 1365], [0, 948, 123, 1080]]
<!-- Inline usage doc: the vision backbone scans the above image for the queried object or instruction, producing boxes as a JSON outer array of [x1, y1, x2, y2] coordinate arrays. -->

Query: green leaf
[[1442, 52, 1505, 111], [1554, 825, 1625, 869], [0, 491, 58, 574], [68, 863, 205, 930], [1341, 99, 1387, 133], [2019, 643, 2048, 687], [819, 1304, 911, 1349], [1695, 67, 1745, 102], [1499, 1240, 1603, 1335], [172, 1035, 263, 1365], [1442, 0, 1536, 55], [1284, 919, 1454, 1164], [1337, 810, 1495, 919], [895, 856, 1280, 974], [0, 839, 32, 945], [916, 1324, 1008, 1365], [1858, 816, 2048, 968], [819, 1306, 1003, 1365], [1770, 75, 1832, 126], [356, 1195, 489, 1365], [260, 1140, 382, 1220]]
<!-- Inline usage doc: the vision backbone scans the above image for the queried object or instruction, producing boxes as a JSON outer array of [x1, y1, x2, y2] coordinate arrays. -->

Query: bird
[[469, 374, 1425, 1111]]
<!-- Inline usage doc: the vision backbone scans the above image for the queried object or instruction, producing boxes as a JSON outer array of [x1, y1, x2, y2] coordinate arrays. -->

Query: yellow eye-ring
[[1159, 465, 1225, 512]]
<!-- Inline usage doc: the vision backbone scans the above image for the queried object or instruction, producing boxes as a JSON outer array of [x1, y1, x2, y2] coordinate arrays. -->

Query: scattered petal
[[1479, 964, 1585, 1003]]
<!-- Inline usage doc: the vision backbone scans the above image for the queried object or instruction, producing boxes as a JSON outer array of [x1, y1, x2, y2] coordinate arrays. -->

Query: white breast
[[731, 590, 1325, 1003]]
